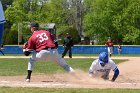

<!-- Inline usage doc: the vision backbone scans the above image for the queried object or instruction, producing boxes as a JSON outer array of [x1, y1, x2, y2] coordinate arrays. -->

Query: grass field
[[0, 58, 127, 76], [0, 87, 140, 93], [0, 57, 139, 93]]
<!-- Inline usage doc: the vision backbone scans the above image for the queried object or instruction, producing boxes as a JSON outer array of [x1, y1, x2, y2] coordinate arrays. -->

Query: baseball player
[[89, 52, 119, 82], [105, 38, 114, 57], [118, 44, 122, 55], [0, 1, 6, 47], [62, 33, 74, 58], [23, 22, 75, 82]]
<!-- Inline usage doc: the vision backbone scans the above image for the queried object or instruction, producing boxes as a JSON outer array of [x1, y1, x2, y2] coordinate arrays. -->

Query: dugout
[[46, 23, 56, 38]]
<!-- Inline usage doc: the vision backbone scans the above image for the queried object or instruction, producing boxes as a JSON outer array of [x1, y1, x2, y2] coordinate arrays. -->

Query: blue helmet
[[98, 52, 108, 64]]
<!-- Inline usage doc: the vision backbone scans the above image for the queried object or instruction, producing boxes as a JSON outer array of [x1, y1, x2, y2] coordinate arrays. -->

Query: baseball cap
[[98, 52, 108, 64], [30, 22, 39, 27]]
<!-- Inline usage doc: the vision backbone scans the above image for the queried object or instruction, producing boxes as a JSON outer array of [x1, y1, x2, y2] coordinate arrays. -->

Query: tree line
[[2, 0, 140, 45]]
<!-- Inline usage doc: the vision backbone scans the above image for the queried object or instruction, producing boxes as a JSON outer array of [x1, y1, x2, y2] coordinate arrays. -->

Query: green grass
[[0, 58, 127, 76], [0, 58, 137, 93], [0, 87, 139, 93]]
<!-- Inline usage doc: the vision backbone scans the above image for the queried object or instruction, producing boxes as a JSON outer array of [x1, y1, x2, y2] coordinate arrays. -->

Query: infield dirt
[[0, 56, 139, 89]]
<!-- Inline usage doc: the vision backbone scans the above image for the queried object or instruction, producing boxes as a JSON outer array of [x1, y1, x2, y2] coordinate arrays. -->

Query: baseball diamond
[[0, 56, 139, 89]]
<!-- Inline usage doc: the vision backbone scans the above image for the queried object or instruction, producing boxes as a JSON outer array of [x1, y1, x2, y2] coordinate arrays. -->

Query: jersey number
[[36, 33, 48, 42]]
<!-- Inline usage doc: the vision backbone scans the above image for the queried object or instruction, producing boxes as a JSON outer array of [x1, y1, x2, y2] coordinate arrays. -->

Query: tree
[[5, 0, 83, 44], [83, 0, 140, 44], [1, 0, 13, 10]]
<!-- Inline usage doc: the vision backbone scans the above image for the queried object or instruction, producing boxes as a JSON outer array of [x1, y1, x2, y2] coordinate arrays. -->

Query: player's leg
[[62, 47, 69, 58], [26, 52, 37, 82], [110, 47, 113, 57], [26, 50, 53, 82], [69, 47, 72, 58], [108, 47, 111, 57], [0, 23, 4, 46], [0, 50, 4, 55], [118, 49, 120, 55], [0, 23, 5, 55], [51, 49, 74, 73]]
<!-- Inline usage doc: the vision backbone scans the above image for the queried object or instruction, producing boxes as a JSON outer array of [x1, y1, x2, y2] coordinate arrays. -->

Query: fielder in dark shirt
[[62, 33, 74, 58]]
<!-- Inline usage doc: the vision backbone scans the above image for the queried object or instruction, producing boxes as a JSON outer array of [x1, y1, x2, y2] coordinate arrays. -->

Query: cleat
[[26, 79, 30, 82]]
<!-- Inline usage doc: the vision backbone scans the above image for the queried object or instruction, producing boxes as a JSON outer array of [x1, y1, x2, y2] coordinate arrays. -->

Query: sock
[[26, 70, 32, 79]]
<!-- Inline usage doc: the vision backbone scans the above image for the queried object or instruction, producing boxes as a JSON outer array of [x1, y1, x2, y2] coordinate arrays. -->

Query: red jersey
[[27, 30, 56, 52], [106, 41, 113, 47]]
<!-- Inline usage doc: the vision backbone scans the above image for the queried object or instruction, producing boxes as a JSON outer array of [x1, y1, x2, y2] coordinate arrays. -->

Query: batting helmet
[[98, 52, 108, 64]]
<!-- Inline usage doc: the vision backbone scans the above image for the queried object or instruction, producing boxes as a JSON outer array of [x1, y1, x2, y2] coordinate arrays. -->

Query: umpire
[[62, 33, 74, 58]]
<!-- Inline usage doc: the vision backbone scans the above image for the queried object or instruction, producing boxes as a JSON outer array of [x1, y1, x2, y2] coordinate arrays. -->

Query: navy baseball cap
[[30, 22, 39, 27], [98, 52, 108, 64]]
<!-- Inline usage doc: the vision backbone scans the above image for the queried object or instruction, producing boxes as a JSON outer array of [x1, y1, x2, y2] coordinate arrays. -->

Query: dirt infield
[[0, 56, 140, 89]]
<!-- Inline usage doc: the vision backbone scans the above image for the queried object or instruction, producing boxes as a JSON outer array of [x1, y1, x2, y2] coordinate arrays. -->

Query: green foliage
[[59, 27, 81, 44], [4, 0, 140, 45], [84, 0, 140, 44], [3, 28, 18, 45], [4, 0, 80, 44]]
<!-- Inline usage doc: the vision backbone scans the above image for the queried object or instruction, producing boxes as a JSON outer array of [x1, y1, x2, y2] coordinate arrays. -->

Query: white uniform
[[89, 59, 118, 79], [27, 49, 74, 72], [108, 47, 113, 55], [0, 1, 6, 24]]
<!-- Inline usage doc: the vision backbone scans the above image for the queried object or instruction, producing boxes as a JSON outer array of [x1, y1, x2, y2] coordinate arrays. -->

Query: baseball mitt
[[23, 49, 31, 56]]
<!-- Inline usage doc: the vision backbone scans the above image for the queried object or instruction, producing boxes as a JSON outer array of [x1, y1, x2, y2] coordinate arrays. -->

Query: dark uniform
[[62, 33, 73, 58]]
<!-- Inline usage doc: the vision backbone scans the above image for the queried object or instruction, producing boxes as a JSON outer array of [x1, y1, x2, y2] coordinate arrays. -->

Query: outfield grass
[[0, 58, 138, 93], [0, 87, 140, 93], [0, 58, 127, 76]]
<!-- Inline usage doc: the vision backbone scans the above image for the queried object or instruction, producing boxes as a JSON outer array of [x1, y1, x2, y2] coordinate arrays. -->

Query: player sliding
[[23, 22, 75, 82], [89, 52, 119, 82]]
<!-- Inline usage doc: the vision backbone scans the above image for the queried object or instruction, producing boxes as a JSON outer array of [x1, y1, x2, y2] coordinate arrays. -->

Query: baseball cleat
[[69, 67, 75, 73], [25, 79, 30, 82]]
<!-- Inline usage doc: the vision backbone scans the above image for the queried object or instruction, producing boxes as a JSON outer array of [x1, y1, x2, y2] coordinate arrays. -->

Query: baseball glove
[[23, 49, 31, 56], [22, 42, 31, 56]]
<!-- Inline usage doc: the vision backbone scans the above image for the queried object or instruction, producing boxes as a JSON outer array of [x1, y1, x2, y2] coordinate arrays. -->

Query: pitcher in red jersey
[[105, 38, 114, 57], [23, 22, 75, 82]]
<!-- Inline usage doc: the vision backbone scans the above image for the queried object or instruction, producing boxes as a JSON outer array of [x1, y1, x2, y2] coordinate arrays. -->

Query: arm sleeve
[[89, 61, 96, 74], [110, 60, 119, 81], [112, 68, 119, 82], [50, 33, 55, 41], [26, 37, 34, 50]]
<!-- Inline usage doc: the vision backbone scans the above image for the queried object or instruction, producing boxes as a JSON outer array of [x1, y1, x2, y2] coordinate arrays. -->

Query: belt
[[43, 47, 56, 50]]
